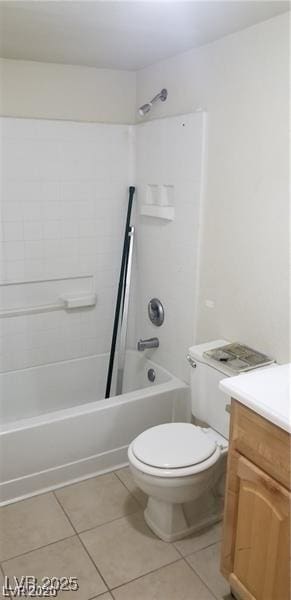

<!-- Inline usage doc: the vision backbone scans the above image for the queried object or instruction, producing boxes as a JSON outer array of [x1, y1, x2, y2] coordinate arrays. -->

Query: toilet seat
[[128, 423, 222, 478], [132, 423, 216, 468]]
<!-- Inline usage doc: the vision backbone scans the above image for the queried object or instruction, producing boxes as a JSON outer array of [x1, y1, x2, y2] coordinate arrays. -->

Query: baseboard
[[0, 445, 128, 506]]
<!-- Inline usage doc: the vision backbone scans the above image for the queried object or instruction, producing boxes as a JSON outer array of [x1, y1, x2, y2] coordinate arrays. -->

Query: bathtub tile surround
[[1, 113, 206, 510], [1, 113, 205, 380], [54, 472, 139, 532], [0, 468, 228, 599], [0, 117, 132, 372]]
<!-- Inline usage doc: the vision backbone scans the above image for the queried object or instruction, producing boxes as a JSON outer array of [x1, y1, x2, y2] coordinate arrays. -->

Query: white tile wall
[[129, 113, 206, 382], [0, 117, 132, 372], [0, 114, 205, 381]]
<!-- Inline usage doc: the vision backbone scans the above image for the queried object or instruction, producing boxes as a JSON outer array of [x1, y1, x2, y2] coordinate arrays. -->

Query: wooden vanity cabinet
[[221, 400, 291, 600]]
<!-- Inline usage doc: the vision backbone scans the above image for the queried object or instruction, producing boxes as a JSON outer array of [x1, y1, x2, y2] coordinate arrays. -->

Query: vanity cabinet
[[221, 400, 291, 600]]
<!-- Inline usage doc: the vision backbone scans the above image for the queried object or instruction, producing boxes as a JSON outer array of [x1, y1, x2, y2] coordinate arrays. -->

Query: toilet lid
[[132, 423, 216, 469]]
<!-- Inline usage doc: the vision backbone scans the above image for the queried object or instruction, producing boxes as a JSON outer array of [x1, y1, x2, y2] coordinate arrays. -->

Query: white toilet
[[128, 340, 232, 542]]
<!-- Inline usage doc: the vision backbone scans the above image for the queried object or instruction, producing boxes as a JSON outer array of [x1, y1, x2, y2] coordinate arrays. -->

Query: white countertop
[[219, 363, 291, 433]]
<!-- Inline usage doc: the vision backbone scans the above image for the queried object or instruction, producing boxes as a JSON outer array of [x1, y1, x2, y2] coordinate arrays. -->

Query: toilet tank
[[188, 340, 233, 439]]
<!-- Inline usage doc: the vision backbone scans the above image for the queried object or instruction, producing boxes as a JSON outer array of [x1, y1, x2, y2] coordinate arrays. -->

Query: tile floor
[[0, 468, 231, 600]]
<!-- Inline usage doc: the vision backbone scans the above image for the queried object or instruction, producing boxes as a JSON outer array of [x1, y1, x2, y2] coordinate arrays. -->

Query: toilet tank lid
[[188, 340, 235, 376]]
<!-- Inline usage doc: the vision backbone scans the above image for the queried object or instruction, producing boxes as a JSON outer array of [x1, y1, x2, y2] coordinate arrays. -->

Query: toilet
[[128, 340, 232, 542]]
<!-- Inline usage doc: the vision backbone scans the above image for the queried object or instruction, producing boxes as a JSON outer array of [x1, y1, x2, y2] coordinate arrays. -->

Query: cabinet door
[[229, 454, 290, 600]]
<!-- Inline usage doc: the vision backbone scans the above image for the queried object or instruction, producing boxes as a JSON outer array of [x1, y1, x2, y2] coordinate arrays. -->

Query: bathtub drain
[[147, 368, 156, 382]]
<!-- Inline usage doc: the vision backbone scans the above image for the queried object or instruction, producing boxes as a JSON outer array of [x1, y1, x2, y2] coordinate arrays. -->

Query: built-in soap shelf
[[140, 184, 175, 221]]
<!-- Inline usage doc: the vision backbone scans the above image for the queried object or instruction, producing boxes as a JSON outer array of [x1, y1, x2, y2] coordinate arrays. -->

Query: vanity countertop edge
[[219, 363, 291, 433]]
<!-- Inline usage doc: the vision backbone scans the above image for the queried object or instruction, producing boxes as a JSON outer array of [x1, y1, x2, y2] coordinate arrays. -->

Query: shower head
[[138, 102, 152, 117], [138, 88, 168, 117]]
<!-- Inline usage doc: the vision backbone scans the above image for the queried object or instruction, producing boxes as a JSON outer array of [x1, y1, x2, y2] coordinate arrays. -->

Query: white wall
[[0, 117, 132, 372], [136, 13, 289, 364], [0, 59, 136, 124], [129, 113, 206, 382]]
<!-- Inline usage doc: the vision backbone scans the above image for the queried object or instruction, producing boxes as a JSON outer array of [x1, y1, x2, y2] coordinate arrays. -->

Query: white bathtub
[[0, 351, 190, 505]]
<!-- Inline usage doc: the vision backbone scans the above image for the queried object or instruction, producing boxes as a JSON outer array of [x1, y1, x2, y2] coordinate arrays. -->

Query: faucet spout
[[137, 337, 159, 351]]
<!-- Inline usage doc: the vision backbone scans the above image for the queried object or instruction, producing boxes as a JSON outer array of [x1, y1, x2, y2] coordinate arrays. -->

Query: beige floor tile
[[115, 467, 147, 509], [112, 559, 215, 600], [174, 522, 222, 557], [92, 595, 113, 599], [2, 536, 107, 600], [0, 493, 74, 561], [186, 543, 230, 600], [55, 473, 139, 532], [80, 511, 180, 589]]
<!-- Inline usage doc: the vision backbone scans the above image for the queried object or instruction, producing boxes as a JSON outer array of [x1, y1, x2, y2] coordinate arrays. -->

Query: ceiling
[[0, 1, 289, 71]]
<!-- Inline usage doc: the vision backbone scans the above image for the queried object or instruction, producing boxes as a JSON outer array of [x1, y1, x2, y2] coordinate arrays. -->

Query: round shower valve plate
[[148, 298, 164, 326]]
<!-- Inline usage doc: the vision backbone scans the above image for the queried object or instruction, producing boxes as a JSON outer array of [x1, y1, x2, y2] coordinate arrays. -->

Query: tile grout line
[[87, 592, 113, 600], [185, 554, 222, 600], [53, 488, 188, 593], [113, 469, 146, 510], [52, 491, 110, 594], [173, 537, 223, 559], [54, 487, 187, 594], [60, 506, 142, 537], [172, 543, 184, 558], [0, 533, 76, 565], [109, 557, 183, 595]]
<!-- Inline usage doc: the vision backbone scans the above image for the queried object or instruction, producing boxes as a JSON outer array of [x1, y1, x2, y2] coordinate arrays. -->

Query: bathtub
[[0, 351, 190, 505]]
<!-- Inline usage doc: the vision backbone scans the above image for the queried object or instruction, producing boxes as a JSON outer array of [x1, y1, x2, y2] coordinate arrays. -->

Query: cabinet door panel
[[233, 455, 290, 600]]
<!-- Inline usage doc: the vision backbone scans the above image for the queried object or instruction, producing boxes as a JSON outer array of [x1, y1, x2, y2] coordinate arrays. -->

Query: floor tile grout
[[171, 542, 184, 558], [76, 534, 111, 593], [0, 533, 76, 565], [113, 469, 146, 510], [52, 491, 110, 595], [0, 469, 226, 600], [109, 557, 183, 593], [173, 537, 223, 558], [77, 518, 183, 591], [76, 506, 142, 535], [185, 552, 224, 600]]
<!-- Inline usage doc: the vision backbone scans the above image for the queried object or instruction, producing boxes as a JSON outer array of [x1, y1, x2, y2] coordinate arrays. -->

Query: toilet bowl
[[128, 422, 228, 542], [128, 340, 232, 542]]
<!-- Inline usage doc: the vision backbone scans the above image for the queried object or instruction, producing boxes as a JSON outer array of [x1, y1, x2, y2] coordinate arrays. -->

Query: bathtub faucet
[[137, 337, 159, 351]]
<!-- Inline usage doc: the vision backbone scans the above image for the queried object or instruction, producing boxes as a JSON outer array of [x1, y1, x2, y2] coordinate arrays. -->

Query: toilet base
[[144, 490, 223, 542]]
